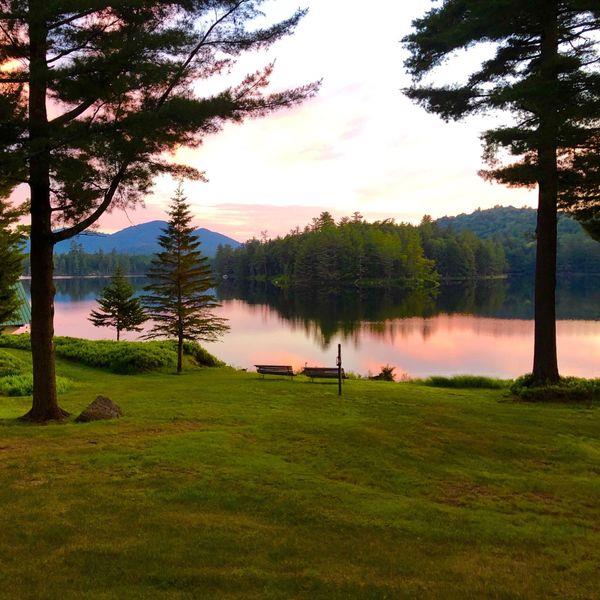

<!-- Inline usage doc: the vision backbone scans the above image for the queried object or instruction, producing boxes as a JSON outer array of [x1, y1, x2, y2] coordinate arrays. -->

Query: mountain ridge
[[49, 220, 241, 258]]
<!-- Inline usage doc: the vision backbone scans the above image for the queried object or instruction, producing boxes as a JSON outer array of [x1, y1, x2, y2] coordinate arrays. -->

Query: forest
[[437, 206, 600, 274], [21, 243, 154, 277], [24, 207, 598, 281], [213, 212, 507, 286]]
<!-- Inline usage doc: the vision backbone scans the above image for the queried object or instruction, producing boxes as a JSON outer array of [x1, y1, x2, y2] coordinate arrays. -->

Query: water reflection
[[20, 275, 600, 378], [217, 276, 600, 346]]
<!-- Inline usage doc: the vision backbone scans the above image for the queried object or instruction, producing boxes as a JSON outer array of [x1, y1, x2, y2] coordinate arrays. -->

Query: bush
[[370, 365, 397, 382], [345, 371, 364, 380], [0, 374, 73, 397], [0, 334, 223, 374], [181, 341, 225, 367], [0, 350, 26, 377], [51, 338, 177, 374], [0, 334, 31, 352], [422, 375, 509, 389], [510, 374, 600, 402]]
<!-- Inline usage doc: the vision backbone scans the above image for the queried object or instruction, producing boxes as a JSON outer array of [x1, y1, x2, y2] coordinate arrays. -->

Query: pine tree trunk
[[532, 3, 560, 384], [177, 333, 183, 374], [21, 8, 67, 422]]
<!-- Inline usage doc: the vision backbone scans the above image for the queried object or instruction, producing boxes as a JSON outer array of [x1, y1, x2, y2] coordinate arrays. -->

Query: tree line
[[213, 212, 507, 286], [436, 206, 600, 275], [21, 244, 155, 277]]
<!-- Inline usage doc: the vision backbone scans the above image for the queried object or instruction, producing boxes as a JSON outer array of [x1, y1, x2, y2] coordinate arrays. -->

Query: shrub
[[422, 375, 509, 389], [0, 334, 223, 374], [510, 374, 600, 402], [345, 371, 364, 380], [370, 365, 397, 382], [0, 350, 26, 377], [0, 334, 31, 352], [181, 341, 225, 367], [0, 375, 73, 397], [52, 338, 177, 374]]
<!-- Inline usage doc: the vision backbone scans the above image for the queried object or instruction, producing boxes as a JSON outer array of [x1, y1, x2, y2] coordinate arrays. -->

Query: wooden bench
[[302, 367, 346, 381], [255, 365, 295, 379]]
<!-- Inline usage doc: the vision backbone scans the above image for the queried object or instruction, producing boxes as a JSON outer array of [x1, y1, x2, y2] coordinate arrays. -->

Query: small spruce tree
[[0, 202, 25, 325], [143, 185, 228, 373], [89, 266, 147, 341]]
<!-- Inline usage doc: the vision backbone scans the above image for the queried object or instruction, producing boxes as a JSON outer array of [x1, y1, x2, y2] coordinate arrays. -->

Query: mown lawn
[[0, 349, 598, 599]]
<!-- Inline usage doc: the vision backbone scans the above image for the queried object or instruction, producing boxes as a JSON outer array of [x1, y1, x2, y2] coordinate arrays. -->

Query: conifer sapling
[[89, 266, 147, 341]]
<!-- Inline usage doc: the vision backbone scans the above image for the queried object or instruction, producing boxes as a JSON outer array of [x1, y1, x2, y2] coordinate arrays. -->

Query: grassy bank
[[0, 350, 598, 598]]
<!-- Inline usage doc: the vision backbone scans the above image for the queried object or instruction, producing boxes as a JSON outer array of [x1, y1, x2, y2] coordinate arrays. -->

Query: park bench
[[302, 367, 346, 381], [255, 365, 295, 379]]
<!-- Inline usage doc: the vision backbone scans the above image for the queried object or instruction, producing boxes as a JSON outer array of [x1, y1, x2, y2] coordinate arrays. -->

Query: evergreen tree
[[89, 266, 147, 341], [404, 1, 600, 384], [0, 1, 316, 421], [143, 185, 228, 373], [0, 202, 25, 325]]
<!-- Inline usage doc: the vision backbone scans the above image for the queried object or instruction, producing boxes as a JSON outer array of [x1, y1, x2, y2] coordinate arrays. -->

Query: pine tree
[[143, 185, 228, 373], [0, 202, 25, 325], [404, 1, 600, 384], [0, 2, 316, 421], [89, 266, 147, 341]]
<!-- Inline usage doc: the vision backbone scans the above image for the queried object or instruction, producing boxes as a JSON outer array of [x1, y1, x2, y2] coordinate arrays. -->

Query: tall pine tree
[[89, 265, 147, 341], [143, 185, 228, 373], [404, 1, 600, 384], [0, 202, 25, 326], [0, 1, 317, 422]]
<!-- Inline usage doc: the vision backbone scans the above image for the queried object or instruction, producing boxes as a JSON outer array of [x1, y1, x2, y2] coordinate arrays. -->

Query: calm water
[[21, 276, 600, 378]]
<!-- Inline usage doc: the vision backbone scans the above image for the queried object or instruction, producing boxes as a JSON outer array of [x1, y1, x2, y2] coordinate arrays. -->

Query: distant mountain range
[[47, 221, 240, 258]]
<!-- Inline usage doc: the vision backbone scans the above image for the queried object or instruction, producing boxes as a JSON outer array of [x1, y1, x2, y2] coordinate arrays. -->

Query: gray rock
[[75, 396, 123, 423]]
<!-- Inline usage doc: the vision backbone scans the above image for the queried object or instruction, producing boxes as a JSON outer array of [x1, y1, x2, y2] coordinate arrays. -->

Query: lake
[[21, 276, 600, 379]]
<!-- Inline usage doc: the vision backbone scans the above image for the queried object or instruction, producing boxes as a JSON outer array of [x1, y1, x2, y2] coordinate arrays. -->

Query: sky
[[30, 0, 539, 241]]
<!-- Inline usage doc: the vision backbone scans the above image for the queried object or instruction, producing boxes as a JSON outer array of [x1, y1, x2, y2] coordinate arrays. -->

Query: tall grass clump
[[510, 375, 600, 402], [0, 350, 26, 377], [422, 375, 510, 389], [0, 374, 73, 397]]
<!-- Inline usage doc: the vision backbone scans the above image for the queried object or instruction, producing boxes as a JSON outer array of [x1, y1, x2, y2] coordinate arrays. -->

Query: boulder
[[75, 396, 123, 423]]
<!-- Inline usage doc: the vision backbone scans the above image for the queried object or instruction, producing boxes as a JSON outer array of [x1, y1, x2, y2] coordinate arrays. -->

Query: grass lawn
[[0, 350, 598, 599]]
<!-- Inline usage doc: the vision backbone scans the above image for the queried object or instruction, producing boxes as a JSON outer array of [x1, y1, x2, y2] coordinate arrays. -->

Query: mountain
[[435, 205, 583, 239], [435, 206, 600, 274], [49, 221, 240, 258]]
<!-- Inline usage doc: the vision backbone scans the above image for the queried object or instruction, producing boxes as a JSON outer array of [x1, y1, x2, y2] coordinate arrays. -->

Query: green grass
[[421, 375, 510, 389], [0, 349, 598, 598]]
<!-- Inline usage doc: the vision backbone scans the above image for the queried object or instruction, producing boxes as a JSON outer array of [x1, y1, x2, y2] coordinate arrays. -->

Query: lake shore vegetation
[[214, 212, 506, 287]]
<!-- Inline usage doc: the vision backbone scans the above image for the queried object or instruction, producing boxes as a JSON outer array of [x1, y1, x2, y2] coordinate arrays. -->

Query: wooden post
[[337, 343, 342, 397]]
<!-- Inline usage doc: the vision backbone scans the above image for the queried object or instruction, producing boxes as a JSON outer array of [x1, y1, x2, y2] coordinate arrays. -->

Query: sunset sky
[[48, 0, 538, 240]]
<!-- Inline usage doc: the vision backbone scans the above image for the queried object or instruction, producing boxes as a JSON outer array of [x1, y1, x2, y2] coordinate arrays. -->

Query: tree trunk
[[177, 334, 183, 374], [532, 3, 560, 384], [21, 5, 68, 422], [117, 327, 121, 342]]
